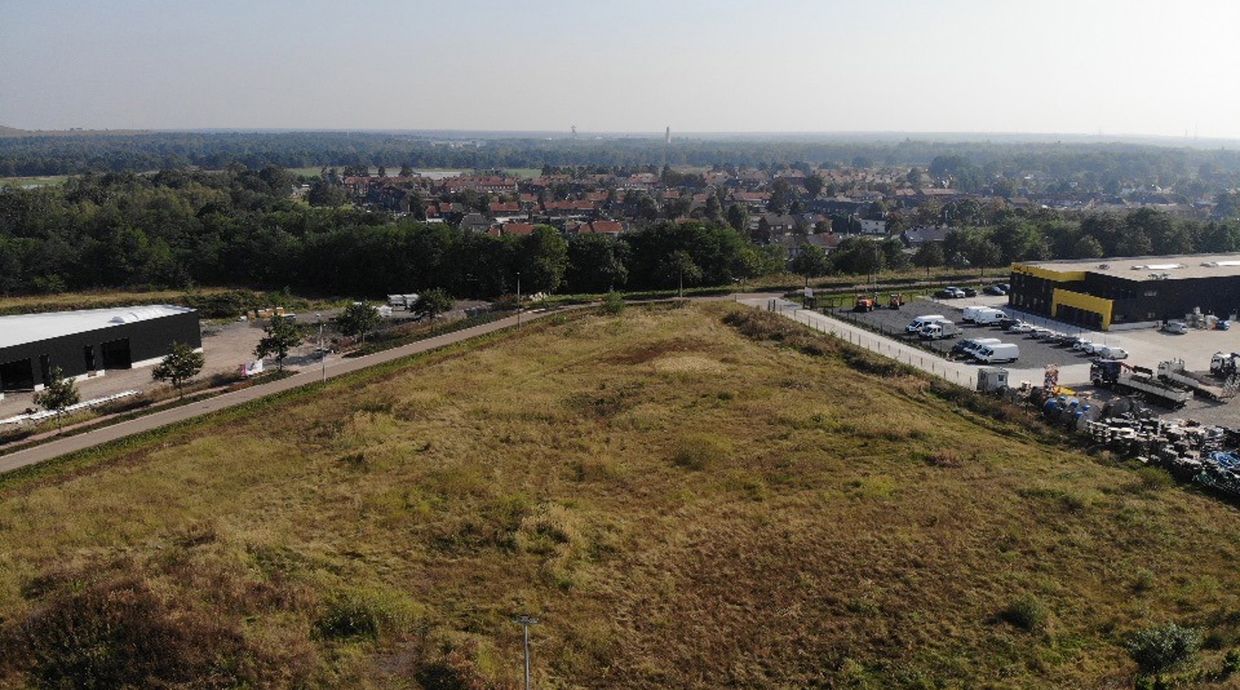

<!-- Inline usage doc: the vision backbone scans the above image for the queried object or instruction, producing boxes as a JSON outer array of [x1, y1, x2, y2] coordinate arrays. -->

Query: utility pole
[[516, 271, 522, 329], [678, 266, 683, 298], [514, 614, 538, 690], [316, 313, 326, 383]]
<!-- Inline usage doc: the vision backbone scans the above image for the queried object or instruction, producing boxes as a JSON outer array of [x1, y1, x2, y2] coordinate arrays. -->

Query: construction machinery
[[1090, 359, 1191, 409], [1157, 359, 1237, 401], [887, 293, 905, 310], [853, 294, 876, 312]]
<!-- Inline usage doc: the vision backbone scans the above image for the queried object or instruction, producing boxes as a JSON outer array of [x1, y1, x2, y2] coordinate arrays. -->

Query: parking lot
[[827, 298, 1083, 371]]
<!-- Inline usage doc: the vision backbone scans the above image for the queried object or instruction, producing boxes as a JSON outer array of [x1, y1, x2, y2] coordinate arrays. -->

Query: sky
[[2, 0, 1239, 138]]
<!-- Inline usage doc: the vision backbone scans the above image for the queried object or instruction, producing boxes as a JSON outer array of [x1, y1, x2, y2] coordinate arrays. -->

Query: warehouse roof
[[0, 305, 195, 350], [1018, 253, 1240, 281]]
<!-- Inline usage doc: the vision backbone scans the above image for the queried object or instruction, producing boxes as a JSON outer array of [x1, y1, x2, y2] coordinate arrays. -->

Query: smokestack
[[665, 126, 671, 144]]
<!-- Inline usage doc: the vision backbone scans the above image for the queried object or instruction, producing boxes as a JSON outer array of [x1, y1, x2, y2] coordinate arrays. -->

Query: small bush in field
[[602, 291, 626, 315], [1000, 594, 1049, 632], [670, 434, 731, 470], [1126, 623, 1201, 674]]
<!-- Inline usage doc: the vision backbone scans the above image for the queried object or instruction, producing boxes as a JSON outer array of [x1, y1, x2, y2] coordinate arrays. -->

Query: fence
[[762, 299, 978, 389]]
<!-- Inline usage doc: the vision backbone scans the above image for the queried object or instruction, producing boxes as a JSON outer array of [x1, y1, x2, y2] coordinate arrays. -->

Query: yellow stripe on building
[[1011, 263, 1088, 282], [1052, 288, 1114, 329]]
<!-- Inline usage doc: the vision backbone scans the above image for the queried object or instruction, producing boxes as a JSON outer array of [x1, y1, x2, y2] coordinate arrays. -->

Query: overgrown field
[[1, 303, 1239, 688]]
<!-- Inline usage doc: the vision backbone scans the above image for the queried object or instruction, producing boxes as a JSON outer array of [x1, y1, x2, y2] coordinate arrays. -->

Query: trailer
[[1158, 359, 1237, 400], [1091, 359, 1191, 409]]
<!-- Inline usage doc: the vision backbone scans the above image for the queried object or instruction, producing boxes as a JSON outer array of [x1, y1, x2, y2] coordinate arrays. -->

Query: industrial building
[[1009, 254, 1240, 330], [0, 305, 200, 396]]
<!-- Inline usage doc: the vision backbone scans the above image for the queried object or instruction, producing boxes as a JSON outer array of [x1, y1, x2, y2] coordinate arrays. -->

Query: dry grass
[[1, 303, 1239, 688]]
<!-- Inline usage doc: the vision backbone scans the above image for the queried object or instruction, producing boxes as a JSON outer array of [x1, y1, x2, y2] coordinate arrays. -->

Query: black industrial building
[[1009, 254, 1240, 330], [0, 306, 200, 394]]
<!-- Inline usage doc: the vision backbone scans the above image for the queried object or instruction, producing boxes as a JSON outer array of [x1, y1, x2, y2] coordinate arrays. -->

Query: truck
[[919, 322, 962, 340], [1157, 359, 1237, 400], [1090, 359, 1191, 408], [1210, 352, 1240, 378]]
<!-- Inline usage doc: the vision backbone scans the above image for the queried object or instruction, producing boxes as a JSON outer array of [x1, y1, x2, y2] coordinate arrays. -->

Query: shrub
[[8, 576, 248, 688], [1222, 648, 1240, 678], [1126, 623, 1201, 674], [314, 588, 414, 641], [1000, 594, 1049, 632], [602, 291, 626, 315], [670, 434, 731, 470]]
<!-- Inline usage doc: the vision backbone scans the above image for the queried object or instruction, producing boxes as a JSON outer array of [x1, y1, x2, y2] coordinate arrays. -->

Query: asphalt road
[[0, 308, 559, 475]]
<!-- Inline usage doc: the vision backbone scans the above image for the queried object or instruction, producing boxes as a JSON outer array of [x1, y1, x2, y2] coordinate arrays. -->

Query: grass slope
[[0, 303, 1238, 688]]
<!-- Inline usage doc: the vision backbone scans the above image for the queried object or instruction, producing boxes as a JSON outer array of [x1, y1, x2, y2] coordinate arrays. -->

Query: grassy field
[[0, 175, 69, 188], [0, 303, 1238, 688], [0, 287, 349, 318]]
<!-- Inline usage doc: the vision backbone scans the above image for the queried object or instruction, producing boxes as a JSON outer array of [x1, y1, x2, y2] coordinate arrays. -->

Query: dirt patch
[[607, 337, 701, 365]]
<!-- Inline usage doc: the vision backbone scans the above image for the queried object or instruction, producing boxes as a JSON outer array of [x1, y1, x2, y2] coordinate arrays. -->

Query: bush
[[670, 434, 731, 470], [999, 594, 1049, 632], [314, 588, 414, 641], [1127, 623, 1201, 674], [602, 291, 626, 315], [7, 576, 248, 688], [1222, 648, 1240, 678]]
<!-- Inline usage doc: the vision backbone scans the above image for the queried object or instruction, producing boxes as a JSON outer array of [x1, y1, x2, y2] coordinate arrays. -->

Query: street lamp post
[[514, 614, 538, 690], [516, 271, 522, 329]]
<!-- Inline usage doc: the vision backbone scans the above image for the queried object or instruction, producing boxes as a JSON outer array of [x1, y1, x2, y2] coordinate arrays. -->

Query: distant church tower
[[665, 126, 671, 144]]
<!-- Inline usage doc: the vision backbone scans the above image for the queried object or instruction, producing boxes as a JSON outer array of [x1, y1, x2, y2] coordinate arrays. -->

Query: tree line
[[4, 132, 1240, 197], [0, 168, 777, 297]]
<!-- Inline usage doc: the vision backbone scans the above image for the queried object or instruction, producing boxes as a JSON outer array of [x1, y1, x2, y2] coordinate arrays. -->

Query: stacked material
[[1085, 415, 1240, 498]]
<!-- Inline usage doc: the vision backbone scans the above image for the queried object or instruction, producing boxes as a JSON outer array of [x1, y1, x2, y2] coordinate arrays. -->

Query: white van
[[974, 308, 1008, 325], [961, 306, 986, 323], [964, 337, 1002, 358], [975, 343, 1020, 363], [906, 314, 949, 333]]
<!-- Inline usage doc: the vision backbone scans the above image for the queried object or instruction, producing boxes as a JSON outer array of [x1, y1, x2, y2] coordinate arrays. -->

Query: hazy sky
[[3, 0, 1239, 137]]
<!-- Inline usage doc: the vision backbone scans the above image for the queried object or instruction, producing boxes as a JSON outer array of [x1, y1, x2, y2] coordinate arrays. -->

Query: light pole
[[514, 614, 538, 690], [316, 312, 326, 383], [516, 271, 522, 329]]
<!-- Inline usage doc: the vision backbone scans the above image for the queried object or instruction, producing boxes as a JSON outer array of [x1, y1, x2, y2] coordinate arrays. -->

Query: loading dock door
[[0, 358, 35, 392], [101, 338, 132, 369]]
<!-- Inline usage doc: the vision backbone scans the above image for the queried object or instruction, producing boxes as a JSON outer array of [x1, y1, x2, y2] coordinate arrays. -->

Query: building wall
[[0, 311, 200, 391], [1010, 266, 1240, 329]]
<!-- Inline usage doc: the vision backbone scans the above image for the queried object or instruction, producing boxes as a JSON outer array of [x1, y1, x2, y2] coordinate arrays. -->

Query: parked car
[[1072, 338, 1094, 352], [1008, 321, 1034, 334], [974, 342, 1020, 364], [1095, 345, 1129, 360], [1162, 320, 1188, 335], [984, 285, 1007, 296], [936, 287, 965, 299], [961, 287, 978, 297]]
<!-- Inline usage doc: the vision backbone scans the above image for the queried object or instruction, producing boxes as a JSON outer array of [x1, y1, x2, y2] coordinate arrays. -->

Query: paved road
[[0, 309, 559, 475]]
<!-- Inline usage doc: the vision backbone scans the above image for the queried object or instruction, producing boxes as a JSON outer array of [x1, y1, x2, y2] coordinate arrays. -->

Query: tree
[[515, 226, 568, 293], [726, 204, 749, 234], [658, 250, 702, 293], [1071, 235, 1104, 259], [789, 245, 830, 277], [335, 302, 381, 343], [255, 315, 303, 370], [399, 164, 413, 177], [803, 174, 825, 198], [413, 288, 454, 320], [912, 242, 945, 269], [151, 341, 205, 399], [35, 367, 80, 431]]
